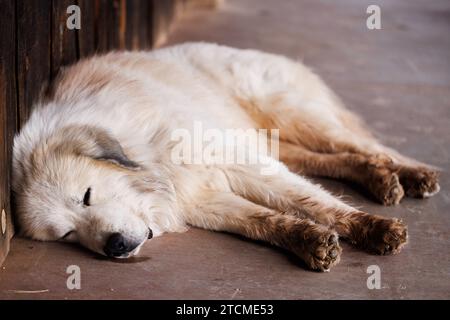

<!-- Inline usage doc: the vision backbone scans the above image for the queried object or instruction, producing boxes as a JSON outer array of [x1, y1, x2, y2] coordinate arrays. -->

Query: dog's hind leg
[[221, 165, 408, 255], [185, 191, 341, 271], [279, 141, 406, 205], [255, 90, 439, 200], [243, 89, 439, 202], [278, 138, 439, 203]]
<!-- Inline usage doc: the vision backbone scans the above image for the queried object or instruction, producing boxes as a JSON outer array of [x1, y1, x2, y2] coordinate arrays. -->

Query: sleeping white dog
[[12, 43, 439, 271]]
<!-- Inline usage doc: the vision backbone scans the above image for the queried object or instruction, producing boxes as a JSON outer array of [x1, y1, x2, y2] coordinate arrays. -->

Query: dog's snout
[[103, 232, 140, 257]]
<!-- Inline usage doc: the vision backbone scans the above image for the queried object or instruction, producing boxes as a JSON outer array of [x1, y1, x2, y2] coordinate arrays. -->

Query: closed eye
[[59, 230, 78, 243], [61, 230, 74, 240], [83, 187, 91, 206]]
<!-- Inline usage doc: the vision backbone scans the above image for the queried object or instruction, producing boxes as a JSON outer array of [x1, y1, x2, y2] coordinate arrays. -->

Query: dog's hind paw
[[399, 167, 440, 198]]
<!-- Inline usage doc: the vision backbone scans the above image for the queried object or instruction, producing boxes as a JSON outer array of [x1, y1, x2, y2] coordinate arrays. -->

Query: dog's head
[[12, 125, 177, 258]]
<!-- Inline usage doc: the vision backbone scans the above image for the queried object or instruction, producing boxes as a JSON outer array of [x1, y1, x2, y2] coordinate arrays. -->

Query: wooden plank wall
[[0, 0, 189, 266], [0, 0, 17, 266]]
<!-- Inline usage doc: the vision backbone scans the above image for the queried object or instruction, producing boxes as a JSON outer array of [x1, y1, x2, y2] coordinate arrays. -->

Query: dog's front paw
[[292, 226, 342, 272], [364, 217, 408, 255]]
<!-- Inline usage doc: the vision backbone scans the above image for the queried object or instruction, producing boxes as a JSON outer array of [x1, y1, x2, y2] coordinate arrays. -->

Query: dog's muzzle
[[103, 229, 152, 258]]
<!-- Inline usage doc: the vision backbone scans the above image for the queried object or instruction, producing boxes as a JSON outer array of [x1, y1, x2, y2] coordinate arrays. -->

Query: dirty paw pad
[[303, 230, 342, 272], [366, 217, 408, 255]]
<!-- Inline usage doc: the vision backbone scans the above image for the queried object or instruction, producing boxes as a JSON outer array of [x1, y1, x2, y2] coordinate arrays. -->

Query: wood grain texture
[[96, 0, 122, 52], [51, 0, 79, 79], [125, 0, 151, 50], [77, 0, 97, 58], [16, 0, 52, 127], [0, 0, 17, 267]]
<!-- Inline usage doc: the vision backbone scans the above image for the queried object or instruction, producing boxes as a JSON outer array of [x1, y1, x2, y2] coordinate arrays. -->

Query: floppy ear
[[53, 125, 141, 170]]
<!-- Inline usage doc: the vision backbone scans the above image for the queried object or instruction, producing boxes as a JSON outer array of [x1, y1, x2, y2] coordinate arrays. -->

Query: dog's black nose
[[148, 228, 153, 239], [103, 233, 139, 257]]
